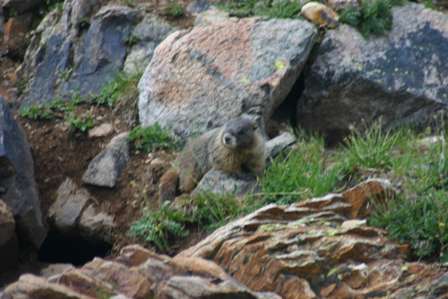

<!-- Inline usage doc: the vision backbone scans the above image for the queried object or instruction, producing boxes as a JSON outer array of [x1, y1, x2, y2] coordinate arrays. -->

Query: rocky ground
[[1, 0, 448, 298]]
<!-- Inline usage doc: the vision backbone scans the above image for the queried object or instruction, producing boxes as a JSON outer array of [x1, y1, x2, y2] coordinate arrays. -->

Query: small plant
[[190, 192, 241, 230], [93, 72, 141, 107], [166, 1, 185, 18], [19, 104, 54, 120], [255, 0, 301, 19], [129, 202, 188, 251], [339, 0, 405, 37], [124, 35, 141, 47], [16, 78, 28, 97], [58, 67, 73, 82], [47, 98, 67, 112], [220, 0, 301, 19], [369, 190, 448, 260], [261, 134, 345, 205], [341, 122, 402, 170], [44, 0, 64, 14], [128, 124, 179, 153], [66, 112, 94, 133]]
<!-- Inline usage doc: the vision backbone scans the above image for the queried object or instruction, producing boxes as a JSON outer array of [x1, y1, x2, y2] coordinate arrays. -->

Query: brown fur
[[300, 2, 339, 29], [158, 117, 266, 202]]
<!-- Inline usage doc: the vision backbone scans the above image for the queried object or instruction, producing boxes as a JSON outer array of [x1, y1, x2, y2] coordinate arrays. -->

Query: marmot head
[[221, 117, 258, 150]]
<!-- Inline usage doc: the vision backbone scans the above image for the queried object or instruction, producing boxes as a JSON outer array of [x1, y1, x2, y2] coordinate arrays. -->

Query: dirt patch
[[16, 102, 178, 253]]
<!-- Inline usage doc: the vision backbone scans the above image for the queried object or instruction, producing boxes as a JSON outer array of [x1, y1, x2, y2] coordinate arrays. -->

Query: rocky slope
[[2, 0, 448, 298], [2, 180, 448, 298]]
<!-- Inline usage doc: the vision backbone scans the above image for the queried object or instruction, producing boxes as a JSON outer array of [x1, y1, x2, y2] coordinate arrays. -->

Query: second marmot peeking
[[159, 116, 266, 202]]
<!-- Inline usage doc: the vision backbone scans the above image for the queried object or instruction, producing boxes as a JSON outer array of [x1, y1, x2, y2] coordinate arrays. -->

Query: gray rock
[[265, 131, 296, 160], [138, 16, 317, 140], [19, 3, 142, 106], [82, 132, 130, 188], [124, 14, 173, 74], [192, 170, 259, 197], [49, 178, 91, 233], [297, 4, 448, 138], [79, 204, 115, 241], [88, 122, 114, 138], [0, 97, 46, 248]]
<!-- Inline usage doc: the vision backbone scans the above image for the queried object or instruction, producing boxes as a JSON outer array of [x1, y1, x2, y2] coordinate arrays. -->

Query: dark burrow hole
[[38, 229, 112, 266], [268, 72, 306, 138]]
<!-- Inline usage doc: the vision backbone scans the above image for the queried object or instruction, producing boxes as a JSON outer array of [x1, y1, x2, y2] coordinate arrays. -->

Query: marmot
[[300, 2, 339, 29], [159, 116, 266, 202]]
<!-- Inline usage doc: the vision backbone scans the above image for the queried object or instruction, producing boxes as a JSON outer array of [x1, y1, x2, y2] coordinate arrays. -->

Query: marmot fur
[[159, 116, 266, 202], [300, 2, 339, 29]]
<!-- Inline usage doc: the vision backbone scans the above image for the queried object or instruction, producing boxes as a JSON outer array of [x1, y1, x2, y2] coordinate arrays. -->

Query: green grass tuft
[[341, 122, 403, 170], [261, 134, 345, 205], [190, 192, 242, 230], [65, 112, 94, 133], [370, 190, 448, 260], [129, 202, 189, 251], [93, 72, 141, 107], [19, 104, 54, 120], [220, 0, 301, 19], [339, 0, 405, 37], [166, 1, 185, 18], [128, 124, 180, 153]]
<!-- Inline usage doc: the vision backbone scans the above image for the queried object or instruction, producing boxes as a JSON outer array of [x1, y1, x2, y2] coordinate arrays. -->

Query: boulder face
[[20, 2, 139, 105], [297, 4, 448, 138], [180, 179, 448, 298], [18, 0, 172, 106], [0, 97, 46, 248], [138, 15, 317, 139]]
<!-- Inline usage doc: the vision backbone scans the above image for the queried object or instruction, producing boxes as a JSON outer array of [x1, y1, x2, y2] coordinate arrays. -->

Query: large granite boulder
[[138, 13, 317, 139], [0, 97, 46, 248], [18, 0, 172, 106], [297, 4, 448, 138]]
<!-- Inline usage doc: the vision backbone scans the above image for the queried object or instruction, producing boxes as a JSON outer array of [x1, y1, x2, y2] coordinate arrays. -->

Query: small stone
[[88, 123, 114, 138], [79, 204, 115, 241], [192, 170, 259, 197], [265, 132, 296, 160], [49, 178, 92, 233], [82, 132, 130, 188]]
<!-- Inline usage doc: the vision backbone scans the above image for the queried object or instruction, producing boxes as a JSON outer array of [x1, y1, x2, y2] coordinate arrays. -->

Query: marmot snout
[[221, 117, 257, 149]]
